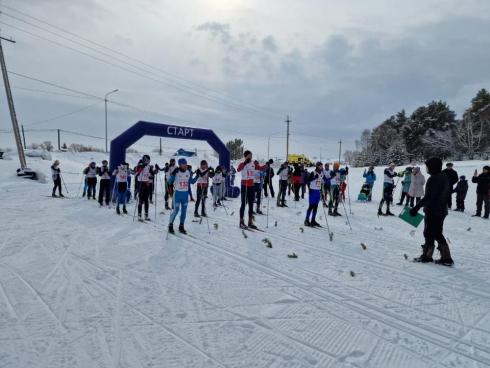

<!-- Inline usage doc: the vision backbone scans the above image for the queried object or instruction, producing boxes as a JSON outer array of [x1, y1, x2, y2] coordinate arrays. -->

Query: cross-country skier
[[187, 164, 195, 202], [397, 167, 412, 206], [83, 162, 98, 200], [237, 150, 266, 229], [322, 163, 332, 206], [408, 167, 425, 207], [230, 165, 236, 186], [305, 162, 324, 227], [276, 162, 289, 207], [97, 160, 111, 206], [377, 163, 401, 216], [135, 155, 155, 221], [219, 165, 227, 202], [113, 162, 129, 214], [163, 159, 176, 210], [253, 160, 265, 214], [411, 157, 453, 265], [51, 160, 63, 197], [301, 165, 308, 199], [81, 164, 89, 198], [291, 164, 302, 201], [210, 165, 224, 207], [263, 159, 275, 198], [194, 160, 211, 217], [453, 175, 468, 212], [329, 162, 347, 216], [362, 166, 376, 201], [167, 158, 198, 234], [442, 163, 458, 209], [472, 165, 490, 219]]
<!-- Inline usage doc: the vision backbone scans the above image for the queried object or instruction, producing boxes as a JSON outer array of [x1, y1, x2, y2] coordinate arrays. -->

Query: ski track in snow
[[0, 152, 489, 368]]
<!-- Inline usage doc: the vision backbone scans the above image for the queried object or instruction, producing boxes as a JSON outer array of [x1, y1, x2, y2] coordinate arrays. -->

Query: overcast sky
[[1, 0, 490, 160]]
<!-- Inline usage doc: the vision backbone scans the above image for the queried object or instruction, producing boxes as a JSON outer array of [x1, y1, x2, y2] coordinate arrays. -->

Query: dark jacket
[[453, 180, 468, 199], [472, 173, 490, 194], [264, 165, 275, 182], [415, 158, 449, 217], [442, 168, 458, 188]]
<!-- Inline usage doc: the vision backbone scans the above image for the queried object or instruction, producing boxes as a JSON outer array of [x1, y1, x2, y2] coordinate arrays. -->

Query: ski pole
[[154, 173, 158, 221], [76, 174, 84, 198], [266, 194, 270, 228], [204, 212, 211, 234], [339, 192, 352, 231], [346, 173, 352, 214], [60, 174, 69, 194], [321, 187, 333, 241], [110, 178, 117, 210], [133, 184, 142, 222]]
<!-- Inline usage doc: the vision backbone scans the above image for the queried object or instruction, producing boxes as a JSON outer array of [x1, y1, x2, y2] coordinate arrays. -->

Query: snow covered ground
[[1, 152, 489, 368]]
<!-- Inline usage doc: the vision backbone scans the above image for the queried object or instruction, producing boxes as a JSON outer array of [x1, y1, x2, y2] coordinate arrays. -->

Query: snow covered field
[[1, 152, 489, 368]]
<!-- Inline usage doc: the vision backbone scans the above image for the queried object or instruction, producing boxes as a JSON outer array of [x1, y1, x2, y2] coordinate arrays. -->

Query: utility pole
[[159, 138, 162, 156], [0, 36, 27, 169], [57, 129, 61, 151], [267, 136, 270, 159], [285, 115, 291, 162], [104, 89, 119, 153], [338, 139, 342, 164]]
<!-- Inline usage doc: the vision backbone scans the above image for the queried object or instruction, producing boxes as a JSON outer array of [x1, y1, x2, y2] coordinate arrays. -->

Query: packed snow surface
[[0, 152, 489, 368]]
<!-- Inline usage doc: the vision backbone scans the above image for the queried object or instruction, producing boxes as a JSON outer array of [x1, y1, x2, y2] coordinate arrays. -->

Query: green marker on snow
[[398, 206, 424, 228]]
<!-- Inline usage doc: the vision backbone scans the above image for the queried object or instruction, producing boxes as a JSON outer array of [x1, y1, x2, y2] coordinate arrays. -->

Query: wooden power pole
[[0, 36, 27, 169]]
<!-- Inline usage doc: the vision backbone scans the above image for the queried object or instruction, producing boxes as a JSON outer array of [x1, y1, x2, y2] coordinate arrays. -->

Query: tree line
[[346, 89, 490, 166]]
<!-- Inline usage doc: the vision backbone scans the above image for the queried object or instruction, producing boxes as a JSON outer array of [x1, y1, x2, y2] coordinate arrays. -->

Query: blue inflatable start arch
[[109, 121, 239, 197]]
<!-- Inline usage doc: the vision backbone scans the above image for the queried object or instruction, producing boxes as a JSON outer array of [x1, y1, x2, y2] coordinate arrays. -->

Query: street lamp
[[105, 89, 119, 153]]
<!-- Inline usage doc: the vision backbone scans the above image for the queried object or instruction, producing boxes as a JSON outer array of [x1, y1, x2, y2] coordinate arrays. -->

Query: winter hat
[[333, 162, 340, 169], [425, 157, 443, 175], [102, 160, 108, 165], [316, 161, 323, 167], [460, 175, 466, 180], [142, 155, 150, 164], [446, 162, 453, 167], [90, 161, 96, 166], [244, 150, 252, 157], [268, 159, 274, 164], [483, 165, 490, 171], [200, 160, 208, 166], [53, 160, 60, 165], [178, 158, 187, 165]]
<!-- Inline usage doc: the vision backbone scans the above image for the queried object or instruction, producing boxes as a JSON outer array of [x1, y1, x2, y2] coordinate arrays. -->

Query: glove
[[409, 207, 418, 217]]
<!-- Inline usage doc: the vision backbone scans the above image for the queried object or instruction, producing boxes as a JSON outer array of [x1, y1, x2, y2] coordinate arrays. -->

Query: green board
[[399, 206, 424, 228]]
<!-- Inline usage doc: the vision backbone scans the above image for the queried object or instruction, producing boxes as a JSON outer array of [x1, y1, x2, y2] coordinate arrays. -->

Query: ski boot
[[304, 219, 311, 227], [145, 214, 150, 221], [52, 193, 57, 197], [201, 210, 207, 217], [257, 209, 264, 215], [377, 207, 384, 216], [413, 244, 434, 263], [165, 201, 170, 210], [123, 206, 128, 214], [116, 206, 121, 215], [59, 194, 65, 198], [178, 224, 187, 234], [434, 243, 454, 266], [333, 210, 342, 216], [194, 212, 201, 218], [311, 220, 322, 227], [385, 205, 395, 216], [239, 220, 248, 229], [138, 214, 143, 222], [248, 221, 258, 230], [168, 223, 175, 234]]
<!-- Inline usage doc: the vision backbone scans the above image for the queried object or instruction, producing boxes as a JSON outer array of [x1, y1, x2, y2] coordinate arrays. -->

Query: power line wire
[[0, 3, 281, 118], [23, 101, 103, 127]]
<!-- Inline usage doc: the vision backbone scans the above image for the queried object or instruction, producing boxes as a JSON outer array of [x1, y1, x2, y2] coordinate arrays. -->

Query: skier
[[377, 163, 400, 216], [210, 165, 224, 207], [81, 166, 89, 198], [230, 165, 236, 186], [133, 160, 141, 201], [410, 157, 453, 266], [339, 168, 348, 202], [237, 150, 266, 229], [304, 162, 324, 227], [397, 167, 413, 206], [471, 165, 490, 219], [51, 160, 63, 197], [329, 162, 346, 216], [408, 167, 425, 207], [163, 158, 176, 210], [301, 165, 308, 199], [219, 166, 227, 202], [362, 166, 376, 201], [453, 175, 468, 212], [167, 158, 198, 234], [442, 163, 458, 209], [291, 164, 302, 201], [322, 163, 332, 206], [113, 163, 129, 214], [194, 160, 212, 217], [253, 160, 265, 214], [83, 162, 98, 200], [263, 159, 275, 198], [187, 164, 195, 202], [135, 155, 155, 221], [97, 160, 111, 206], [276, 162, 289, 207]]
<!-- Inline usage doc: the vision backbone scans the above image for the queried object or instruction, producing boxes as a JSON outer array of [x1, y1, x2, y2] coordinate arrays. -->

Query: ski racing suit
[[168, 168, 197, 226]]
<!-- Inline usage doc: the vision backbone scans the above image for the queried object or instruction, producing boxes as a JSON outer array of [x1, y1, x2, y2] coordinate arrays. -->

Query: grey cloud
[[262, 35, 278, 53], [196, 22, 232, 44]]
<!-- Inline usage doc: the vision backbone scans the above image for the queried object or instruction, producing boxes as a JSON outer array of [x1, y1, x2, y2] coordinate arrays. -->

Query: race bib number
[[178, 180, 188, 190], [118, 172, 128, 182]]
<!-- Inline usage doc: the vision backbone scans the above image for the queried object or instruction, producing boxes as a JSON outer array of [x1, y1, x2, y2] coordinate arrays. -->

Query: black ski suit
[[412, 158, 452, 263], [472, 172, 490, 218], [263, 165, 275, 198], [51, 165, 62, 196], [97, 166, 112, 205], [453, 180, 468, 211], [442, 168, 458, 209]]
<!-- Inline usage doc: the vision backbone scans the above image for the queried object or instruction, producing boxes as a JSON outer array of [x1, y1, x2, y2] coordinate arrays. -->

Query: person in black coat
[[410, 157, 453, 266], [51, 160, 63, 197], [442, 162, 458, 209], [263, 159, 275, 198], [472, 165, 490, 219], [453, 176, 468, 212]]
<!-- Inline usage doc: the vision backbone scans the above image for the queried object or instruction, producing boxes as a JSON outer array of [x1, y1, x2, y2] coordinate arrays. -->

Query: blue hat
[[178, 158, 187, 165]]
